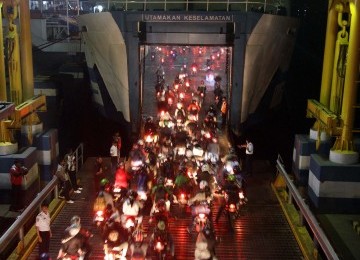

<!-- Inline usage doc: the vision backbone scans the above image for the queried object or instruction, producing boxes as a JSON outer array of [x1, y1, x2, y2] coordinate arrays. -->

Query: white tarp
[[77, 12, 130, 121]]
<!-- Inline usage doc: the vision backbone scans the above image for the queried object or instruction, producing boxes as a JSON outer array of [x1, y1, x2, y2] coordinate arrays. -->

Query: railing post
[[17, 227, 24, 254], [299, 212, 304, 226], [287, 191, 293, 204]]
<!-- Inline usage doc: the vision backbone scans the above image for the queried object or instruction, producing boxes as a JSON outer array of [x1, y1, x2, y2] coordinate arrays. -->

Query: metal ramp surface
[[28, 157, 302, 259]]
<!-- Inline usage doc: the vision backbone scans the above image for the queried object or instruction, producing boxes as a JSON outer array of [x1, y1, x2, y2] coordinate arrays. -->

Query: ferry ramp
[[27, 157, 302, 259]]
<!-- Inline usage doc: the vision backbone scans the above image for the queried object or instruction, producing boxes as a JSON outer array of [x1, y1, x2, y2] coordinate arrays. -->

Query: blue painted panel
[[293, 166, 309, 186], [310, 154, 360, 182], [294, 134, 316, 156], [0, 147, 37, 172], [308, 187, 360, 214], [39, 162, 57, 181]]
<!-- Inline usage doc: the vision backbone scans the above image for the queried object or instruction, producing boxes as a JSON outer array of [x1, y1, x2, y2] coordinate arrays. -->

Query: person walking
[[110, 140, 118, 177], [220, 97, 227, 128], [36, 202, 52, 259], [65, 148, 82, 194], [113, 131, 122, 161], [9, 159, 28, 212], [55, 159, 74, 203], [238, 138, 254, 176], [94, 156, 106, 193]]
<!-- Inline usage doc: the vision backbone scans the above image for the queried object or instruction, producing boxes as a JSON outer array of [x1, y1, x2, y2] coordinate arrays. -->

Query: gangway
[[22, 156, 302, 260]]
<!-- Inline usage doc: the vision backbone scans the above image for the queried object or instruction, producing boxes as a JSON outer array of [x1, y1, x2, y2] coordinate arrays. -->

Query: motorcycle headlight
[[229, 204, 236, 212], [155, 241, 164, 251]]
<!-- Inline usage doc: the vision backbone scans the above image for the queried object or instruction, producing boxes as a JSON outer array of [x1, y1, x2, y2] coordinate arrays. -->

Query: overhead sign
[[142, 14, 233, 22]]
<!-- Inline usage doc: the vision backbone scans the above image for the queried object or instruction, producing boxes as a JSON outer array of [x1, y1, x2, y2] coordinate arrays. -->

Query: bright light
[[94, 5, 103, 12]]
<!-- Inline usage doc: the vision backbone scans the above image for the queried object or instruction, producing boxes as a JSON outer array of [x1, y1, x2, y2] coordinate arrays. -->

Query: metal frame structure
[[273, 155, 339, 260], [29, 0, 282, 13]]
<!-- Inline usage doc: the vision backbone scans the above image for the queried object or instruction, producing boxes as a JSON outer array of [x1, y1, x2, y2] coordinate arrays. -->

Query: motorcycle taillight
[[155, 241, 164, 251], [229, 204, 236, 212], [199, 213, 206, 219], [145, 135, 153, 143], [180, 193, 185, 199], [239, 191, 245, 199]]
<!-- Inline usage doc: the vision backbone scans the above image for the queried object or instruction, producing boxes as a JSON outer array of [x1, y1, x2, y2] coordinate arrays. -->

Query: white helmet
[[201, 164, 210, 172], [177, 102, 183, 109], [199, 180, 209, 190]]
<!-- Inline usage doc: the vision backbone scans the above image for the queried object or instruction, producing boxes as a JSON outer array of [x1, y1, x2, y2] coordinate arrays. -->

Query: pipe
[[0, 2, 7, 101], [339, 1, 360, 146], [20, 0, 34, 101], [319, 1, 339, 107]]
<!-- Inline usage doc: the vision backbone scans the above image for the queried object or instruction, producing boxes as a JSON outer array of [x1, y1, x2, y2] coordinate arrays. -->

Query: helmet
[[108, 230, 120, 242], [127, 190, 138, 200], [177, 102, 183, 109], [71, 215, 81, 225], [100, 178, 109, 187], [229, 147, 236, 154], [201, 164, 210, 172], [199, 180, 209, 190], [146, 116, 153, 122], [157, 220, 166, 231], [138, 139, 144, 146], [118, 161, 125, 168], [227, 174, 236, 182], [157, 177, 165, 185], [67, 224, 80, 237], [233, 165, 241, 174]]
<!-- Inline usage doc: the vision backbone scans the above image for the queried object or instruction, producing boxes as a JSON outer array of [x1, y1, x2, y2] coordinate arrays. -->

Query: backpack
[[148, 152, 157, 166], [93, 195, 106, 211]]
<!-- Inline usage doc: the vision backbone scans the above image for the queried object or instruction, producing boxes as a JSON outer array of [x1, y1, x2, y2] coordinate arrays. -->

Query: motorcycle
[[113, 186, 127, 209], [195, 211, 211, 233], [130, 229, 147, 260], [204, 114, 217, 130], [176, 190, 190, 216], [144, 131, 159, 148], [94, 209, 105, 229], [104, 244, 127, 260], [122, 215, 137, 236], [223, 190, 246, 230]]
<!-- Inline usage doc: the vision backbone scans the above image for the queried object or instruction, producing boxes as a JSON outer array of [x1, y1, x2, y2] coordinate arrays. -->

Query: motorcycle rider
[[129, 143, 146, 173], [114, 162, 131, 190], [187, 184, 212, 233], [103, 220, 129, 260], [57, 224, 85, 260], [174, 167, 192, 195], [187, 99, 201, 121], [215, 174, 241, 223], [197, 80, 206, 95], [158, 110, 174, 129], [121, 190, 143, 228], [70, 215, 93, 259], [174, 102, 186, 123], [150, 177, 172, 215], [144, 116, 157, 135]]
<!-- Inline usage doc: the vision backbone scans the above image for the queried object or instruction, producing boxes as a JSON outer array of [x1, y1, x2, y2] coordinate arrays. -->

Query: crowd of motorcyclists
[[56, 47, 247, 260]]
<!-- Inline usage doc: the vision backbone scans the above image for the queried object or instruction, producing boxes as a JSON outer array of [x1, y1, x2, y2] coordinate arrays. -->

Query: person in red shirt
[[9, 159, 28, 211], [114, 162, 131, 189]]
